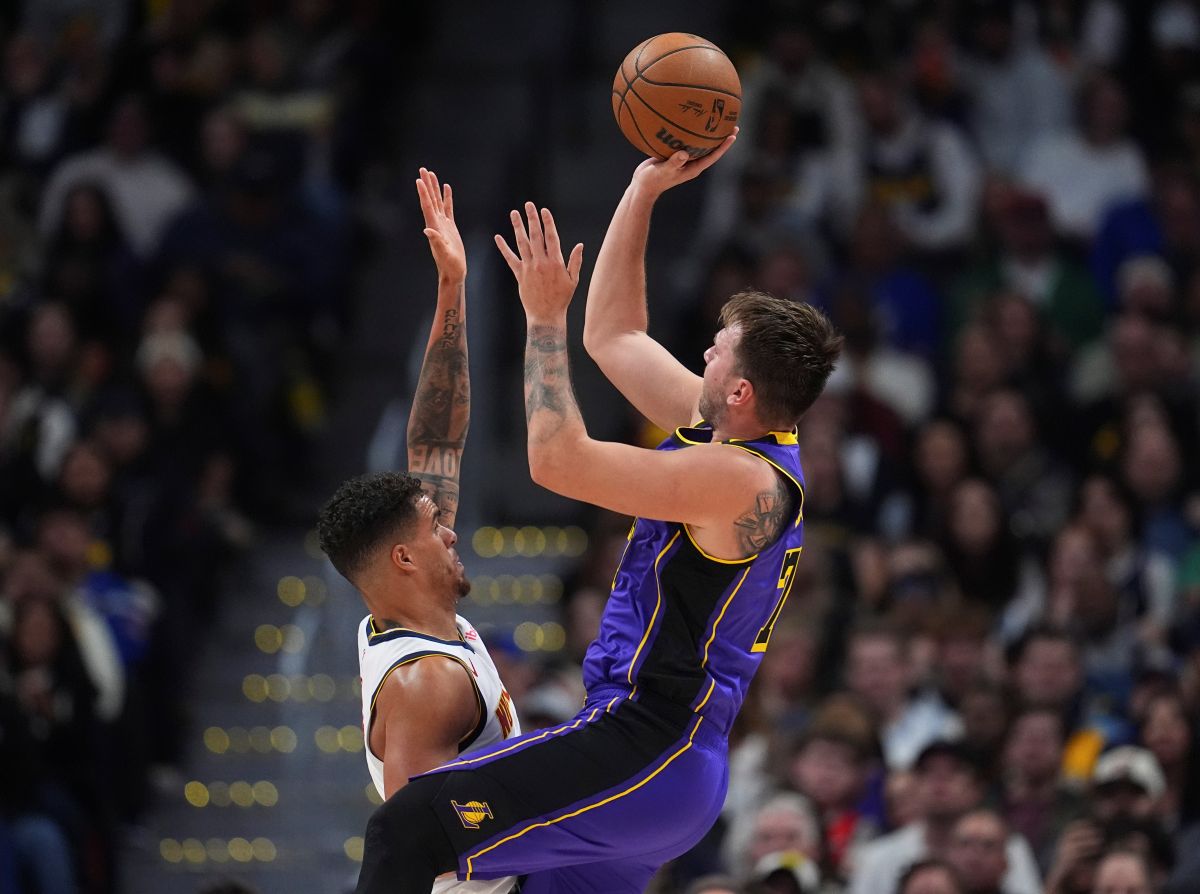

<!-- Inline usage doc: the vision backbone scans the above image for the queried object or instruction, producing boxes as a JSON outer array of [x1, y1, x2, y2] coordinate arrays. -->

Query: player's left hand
[[416, 167, 466, 282], [495, 202, 584, 322]]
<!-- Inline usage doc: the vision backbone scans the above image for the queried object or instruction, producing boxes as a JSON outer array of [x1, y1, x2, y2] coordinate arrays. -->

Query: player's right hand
[[416, 167, 466, 283], [630, 128, 737, 198]]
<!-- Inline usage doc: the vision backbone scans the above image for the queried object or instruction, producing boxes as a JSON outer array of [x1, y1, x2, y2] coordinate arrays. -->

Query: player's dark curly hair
[[317, 472, 425, 582], [719, 292, 842, 427]]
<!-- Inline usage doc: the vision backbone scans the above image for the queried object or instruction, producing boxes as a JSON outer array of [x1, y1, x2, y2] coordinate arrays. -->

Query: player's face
[[698, 325, 741, 425], [412, 496, 470, 600]]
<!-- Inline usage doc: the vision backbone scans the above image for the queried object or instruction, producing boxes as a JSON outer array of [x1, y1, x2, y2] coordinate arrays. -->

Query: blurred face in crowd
[[1078, 477, 1132, 554], [760, 623, 818, 701], [858, 74, 903, 135], [915, 421, 968, 495], [94, 410, 149, 467], [948, 480, 1002, 557], [936, 633, 985, 703], [756, 247, 809, 301], [1111, 315, 1158, 391], [27, 304, 77, 380], [1122, 425, 1181, 505], [954, 326, 1004, 397], [1014, 636, 1081, 709], [901, 864, 963, 894], [769, 26, 813, 74], [1004, 710, 1064, 785], [1049, 526, 1103, 593], [851, 204, 903, 271], [958, 686, 1008, 753], [791, 736, 864, 810], [975, 391, 1035, 475], [1140, 694, 1192, 770], [14, 597, 63, 667], [949, 811, 1008, 893], [1092, 780, 1156, 824], [990, 294, 1039, 373], [59, 442, 113, 509], [747, 803, 819, 867], [2, 550, 61, 603], [107, 97, 149, 158], [848, 632, 908, 716], [887, 769, 920, 828], [1092, 852, 1151, 894], [64, 185, 108, 243], [1083, 77, 1130, 146], [918, 754, 982, 824], [201, 107, 246, 177], [37, 511, 92, 580]]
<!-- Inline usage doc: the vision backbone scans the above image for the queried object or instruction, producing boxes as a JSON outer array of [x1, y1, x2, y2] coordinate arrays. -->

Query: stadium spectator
[[848, 740, 1040, 894], [1019, 74, 1149, 242], [946, 809, 1010, 894], [844, 622, 961, 769]]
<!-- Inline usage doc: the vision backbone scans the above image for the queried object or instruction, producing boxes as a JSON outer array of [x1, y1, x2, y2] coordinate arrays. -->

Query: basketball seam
[[620, 90, 663, 158], [635, 73, 740, 100], [636, 44, 725, 74], [627, 80, 731, 142]]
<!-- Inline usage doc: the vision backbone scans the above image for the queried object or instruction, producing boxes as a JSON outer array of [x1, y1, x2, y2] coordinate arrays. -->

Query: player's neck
[[367, 595, 459, 641]]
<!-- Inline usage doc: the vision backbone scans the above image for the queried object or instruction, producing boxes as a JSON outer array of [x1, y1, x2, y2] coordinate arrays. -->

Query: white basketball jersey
[[357, 614, 521, 894]]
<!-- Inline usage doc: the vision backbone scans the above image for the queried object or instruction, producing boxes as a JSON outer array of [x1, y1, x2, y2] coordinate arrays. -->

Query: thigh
[[427, 707, 727, 882], [518, 857, 659, 894]]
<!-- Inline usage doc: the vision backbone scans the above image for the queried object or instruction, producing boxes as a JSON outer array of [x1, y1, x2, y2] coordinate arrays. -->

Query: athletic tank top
[[581, 424, 806, 736], [358, 614, 521, 894]]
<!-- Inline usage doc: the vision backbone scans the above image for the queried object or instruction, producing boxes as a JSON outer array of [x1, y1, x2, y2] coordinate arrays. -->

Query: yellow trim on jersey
[[724, 443, 805, 527], [611, 521, 637, 592], [464, 715, 706, 880], [682, 523, 756, 565], [626, 530, 681, 687], [366, 652, 484, 761], [428, 714, 591, 772], [673, 424, 709, 445], [604, 696, 620, 713], [694, 678, 716, 712], [700, 567, 752, 668]]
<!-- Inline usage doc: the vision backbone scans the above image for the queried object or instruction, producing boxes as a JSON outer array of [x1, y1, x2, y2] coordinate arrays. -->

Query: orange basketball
[[612, 33, 742, 160]]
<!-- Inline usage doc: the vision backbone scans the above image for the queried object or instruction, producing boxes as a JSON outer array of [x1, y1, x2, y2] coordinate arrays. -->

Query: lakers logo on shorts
[[451, 799, 493, 830]]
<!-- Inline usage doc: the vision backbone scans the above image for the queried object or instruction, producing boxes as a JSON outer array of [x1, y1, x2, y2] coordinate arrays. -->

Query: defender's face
[[697, 325, 742, 425], [409, 496, 470, 600]]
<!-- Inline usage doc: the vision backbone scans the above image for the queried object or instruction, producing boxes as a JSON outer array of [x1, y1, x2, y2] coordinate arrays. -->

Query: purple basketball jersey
[[582, 424, 806, 735]]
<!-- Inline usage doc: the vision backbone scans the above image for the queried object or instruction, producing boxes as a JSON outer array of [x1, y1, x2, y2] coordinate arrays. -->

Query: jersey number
[[751, 547, 802, 653]]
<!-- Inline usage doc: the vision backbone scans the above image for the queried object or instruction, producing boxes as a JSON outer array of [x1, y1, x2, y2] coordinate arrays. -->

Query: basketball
[[612, 33, 742, 160]]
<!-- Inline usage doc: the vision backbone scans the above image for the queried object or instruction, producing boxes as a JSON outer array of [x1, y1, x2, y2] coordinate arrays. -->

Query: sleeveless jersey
[[581, 424, 806, 736], [358, 614, 521, 894]]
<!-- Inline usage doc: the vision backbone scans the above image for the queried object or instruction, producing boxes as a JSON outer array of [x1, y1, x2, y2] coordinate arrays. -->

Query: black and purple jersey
[[582, 423, 805, 736]]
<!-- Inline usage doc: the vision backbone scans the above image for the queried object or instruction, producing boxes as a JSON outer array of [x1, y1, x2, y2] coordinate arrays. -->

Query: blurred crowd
[[498, 3, 1200, 894], [0, 1, 401, 891]]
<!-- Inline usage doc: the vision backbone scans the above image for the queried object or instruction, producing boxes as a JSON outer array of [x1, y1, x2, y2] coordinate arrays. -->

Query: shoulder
[[375, 653, 478, 726]]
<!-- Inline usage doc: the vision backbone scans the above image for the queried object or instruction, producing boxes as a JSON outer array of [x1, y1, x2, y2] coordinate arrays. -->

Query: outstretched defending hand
[[416, 167, 466, 282], [630, 129, 737, 199], [495, 202, 584, 322]]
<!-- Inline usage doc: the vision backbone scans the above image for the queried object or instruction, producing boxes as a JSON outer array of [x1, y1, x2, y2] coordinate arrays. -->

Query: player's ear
[[728, 377, 753, 408], [390, 542, 417, 573]]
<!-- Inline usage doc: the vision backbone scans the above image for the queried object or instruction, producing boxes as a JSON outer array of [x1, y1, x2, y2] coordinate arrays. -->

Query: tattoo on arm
[[523, 325, 582, 443], [409, 285, 468, 524], [732, 474, 794, 556]]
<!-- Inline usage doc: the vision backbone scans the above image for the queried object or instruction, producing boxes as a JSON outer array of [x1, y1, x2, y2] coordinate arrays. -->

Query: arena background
[[1, 1, 1199, 894]]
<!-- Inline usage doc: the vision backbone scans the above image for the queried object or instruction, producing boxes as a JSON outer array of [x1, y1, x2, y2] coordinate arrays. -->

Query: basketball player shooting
[[353, 139, 842, 893], [317, 169, 519, 894]]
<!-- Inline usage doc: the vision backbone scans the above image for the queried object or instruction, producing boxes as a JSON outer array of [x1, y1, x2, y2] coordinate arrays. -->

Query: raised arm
[[582, 135, 737, 432], [496, 202, 778, 553], [407, 168, 469, 528]]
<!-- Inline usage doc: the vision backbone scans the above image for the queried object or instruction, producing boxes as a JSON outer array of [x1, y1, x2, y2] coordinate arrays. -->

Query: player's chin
[[455, 574, 471, 599]]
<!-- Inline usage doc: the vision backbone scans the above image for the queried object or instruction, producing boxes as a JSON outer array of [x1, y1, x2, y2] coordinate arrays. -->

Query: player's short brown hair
[[718, 292, 842, 427]]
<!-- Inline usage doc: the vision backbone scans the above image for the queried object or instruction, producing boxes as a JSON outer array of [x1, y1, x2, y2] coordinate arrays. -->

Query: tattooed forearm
[[733, 475, 793, 556], [524, 325, 582, 444], [409, 293, 469, 444], [408, 284, 469, 525]]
